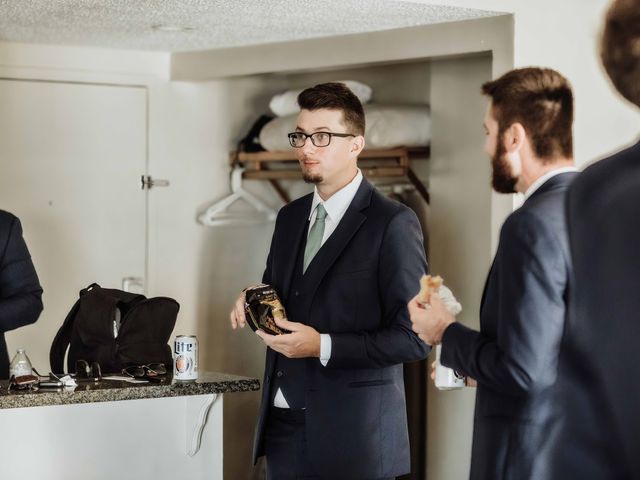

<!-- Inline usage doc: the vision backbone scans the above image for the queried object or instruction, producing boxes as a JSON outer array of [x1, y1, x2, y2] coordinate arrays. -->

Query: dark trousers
[[264, 407, 395, 480], [265, 407, 317, 480]]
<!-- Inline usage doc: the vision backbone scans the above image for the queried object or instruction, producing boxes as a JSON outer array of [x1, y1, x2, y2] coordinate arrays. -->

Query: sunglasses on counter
[[121, 363, 167, 383]]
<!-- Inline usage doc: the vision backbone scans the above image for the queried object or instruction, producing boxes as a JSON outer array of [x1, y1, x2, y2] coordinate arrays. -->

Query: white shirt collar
[[524, 166, 578, 199], [309, 169, 363, 221]]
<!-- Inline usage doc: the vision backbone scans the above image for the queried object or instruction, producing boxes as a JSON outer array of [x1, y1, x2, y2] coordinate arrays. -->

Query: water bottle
[[9, 348, 33, 377]]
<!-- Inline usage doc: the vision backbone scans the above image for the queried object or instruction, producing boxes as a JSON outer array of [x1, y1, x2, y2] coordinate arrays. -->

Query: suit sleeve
[[0, 216, 43, 334], [327, 208, 431, 369], [441, 211, 567, 396]]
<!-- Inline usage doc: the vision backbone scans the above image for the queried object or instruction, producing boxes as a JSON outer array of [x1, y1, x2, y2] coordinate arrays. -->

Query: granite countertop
[[0, 371, 260, 410]]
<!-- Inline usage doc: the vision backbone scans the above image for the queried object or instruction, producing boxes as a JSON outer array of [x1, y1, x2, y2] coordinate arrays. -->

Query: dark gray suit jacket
[[546, 141, 640, 479], [441, 172, 577, 480], [0, 210, 43, 378], [252, 179, 430, 479]]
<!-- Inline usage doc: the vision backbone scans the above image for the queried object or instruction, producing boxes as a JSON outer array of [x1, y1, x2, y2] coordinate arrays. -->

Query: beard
[[300, 157, 323, 184], [491, 141, 518, 194], [302, 172, 323, 184]]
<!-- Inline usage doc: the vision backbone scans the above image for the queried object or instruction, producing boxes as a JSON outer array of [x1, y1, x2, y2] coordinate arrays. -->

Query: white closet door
[[0, 79, 147, 371]]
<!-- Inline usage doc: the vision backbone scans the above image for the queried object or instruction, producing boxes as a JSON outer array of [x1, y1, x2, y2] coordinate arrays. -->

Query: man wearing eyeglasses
[[230, 82, 429, 479], [0, 210, 43, 379]]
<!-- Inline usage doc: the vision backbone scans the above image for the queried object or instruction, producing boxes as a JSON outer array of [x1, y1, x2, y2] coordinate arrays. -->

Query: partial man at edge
[[0, 210, 43, 378]]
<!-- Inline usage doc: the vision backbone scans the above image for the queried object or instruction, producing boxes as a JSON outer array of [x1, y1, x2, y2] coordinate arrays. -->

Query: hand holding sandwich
[[408, 275, 459, 346]]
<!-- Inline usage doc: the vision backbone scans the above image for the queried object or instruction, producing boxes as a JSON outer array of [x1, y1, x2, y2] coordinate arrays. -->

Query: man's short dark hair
[[297, 82, 365, 136], [482, 67, 574, 162], [601, 0, 640, 108]]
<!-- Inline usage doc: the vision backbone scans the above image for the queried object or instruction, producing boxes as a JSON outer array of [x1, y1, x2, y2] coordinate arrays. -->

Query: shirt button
[[276, 370, 284, 378]]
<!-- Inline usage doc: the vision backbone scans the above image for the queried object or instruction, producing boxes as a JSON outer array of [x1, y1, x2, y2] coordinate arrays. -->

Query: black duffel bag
[[50, 283, 179, 374]]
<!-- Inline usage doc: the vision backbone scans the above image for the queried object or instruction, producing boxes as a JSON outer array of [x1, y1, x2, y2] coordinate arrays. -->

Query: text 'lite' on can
[[174, 335, 198, 382]]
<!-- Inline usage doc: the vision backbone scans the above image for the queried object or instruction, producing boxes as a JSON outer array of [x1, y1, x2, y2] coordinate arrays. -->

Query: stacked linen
[[268, 80, 373, 117], [260, 79, 430, 151], [260, 103, 431, 152]]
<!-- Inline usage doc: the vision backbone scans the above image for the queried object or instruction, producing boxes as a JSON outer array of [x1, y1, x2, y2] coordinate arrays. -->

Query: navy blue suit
[[547, 141, 640, 479], [253, 178, 430, 479], [440, 172, 577, 479], [0, 210, 43, 378]]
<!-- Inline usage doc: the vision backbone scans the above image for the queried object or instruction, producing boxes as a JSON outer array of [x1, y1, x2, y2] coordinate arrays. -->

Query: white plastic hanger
[[198, 166, 277, 227]]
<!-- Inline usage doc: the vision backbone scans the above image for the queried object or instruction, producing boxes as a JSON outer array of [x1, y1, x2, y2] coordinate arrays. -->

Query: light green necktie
[[303, 204, 327, 273]]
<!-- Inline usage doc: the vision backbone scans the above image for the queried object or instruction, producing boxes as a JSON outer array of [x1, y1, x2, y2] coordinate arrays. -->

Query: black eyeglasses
[[287, 131, 355, 148], [122, 363, 167, 382], [75, 360, 102, 382]]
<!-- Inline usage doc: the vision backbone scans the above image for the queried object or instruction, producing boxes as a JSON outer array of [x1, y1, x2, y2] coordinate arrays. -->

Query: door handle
[[141, 175, 170, 190]]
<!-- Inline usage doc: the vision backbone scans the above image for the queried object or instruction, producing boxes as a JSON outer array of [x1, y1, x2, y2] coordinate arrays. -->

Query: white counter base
[[0, 393, 223, 480]]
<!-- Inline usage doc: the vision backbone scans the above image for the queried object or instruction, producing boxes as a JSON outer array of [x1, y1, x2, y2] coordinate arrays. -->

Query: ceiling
[[0, 0, 503, 53]]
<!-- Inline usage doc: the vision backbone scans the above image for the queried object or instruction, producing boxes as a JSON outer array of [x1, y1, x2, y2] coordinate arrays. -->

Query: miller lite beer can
[[174, 335, 198, 382], [434, 344, 465, 390]]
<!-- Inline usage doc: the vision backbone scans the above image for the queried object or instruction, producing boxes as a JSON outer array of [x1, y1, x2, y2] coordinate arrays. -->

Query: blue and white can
[[174, 335, 198, 382], [434, 344, 465, 390]]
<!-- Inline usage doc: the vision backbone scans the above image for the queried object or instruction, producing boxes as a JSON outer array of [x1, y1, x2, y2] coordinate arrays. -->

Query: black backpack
[[50, 283, 179, 374]]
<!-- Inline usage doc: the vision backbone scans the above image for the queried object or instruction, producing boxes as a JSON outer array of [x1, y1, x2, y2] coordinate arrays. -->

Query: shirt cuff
[[319, 334, 332, 366]]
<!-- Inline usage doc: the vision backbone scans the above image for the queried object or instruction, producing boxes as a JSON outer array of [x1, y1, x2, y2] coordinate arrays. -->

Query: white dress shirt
[[524, 166, 578, 199], [273, 169, 363, 408]]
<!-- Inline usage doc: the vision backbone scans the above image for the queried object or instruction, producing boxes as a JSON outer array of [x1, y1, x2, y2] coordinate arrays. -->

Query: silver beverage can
[[174, 335, 198, 382], [434, 344, 465, 390]]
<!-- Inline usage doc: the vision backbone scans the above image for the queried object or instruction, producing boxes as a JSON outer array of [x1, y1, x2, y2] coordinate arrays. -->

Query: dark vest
[[270, 227, 311, 409]]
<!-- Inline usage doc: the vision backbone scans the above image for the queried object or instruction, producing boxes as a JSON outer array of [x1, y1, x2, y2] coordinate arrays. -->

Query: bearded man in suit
[[408, 67, 577, 480]]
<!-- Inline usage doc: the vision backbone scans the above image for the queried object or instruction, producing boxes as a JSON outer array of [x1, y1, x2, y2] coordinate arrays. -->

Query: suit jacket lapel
[[278, 195, 311, 303], [303, 179, 373, 296], [480, 259, 495, 313], [479, 172, 577, 314]]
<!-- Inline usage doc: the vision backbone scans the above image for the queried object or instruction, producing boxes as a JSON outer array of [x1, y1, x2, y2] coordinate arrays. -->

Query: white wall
[[283, 60, 431, 104], [427, 54, 493, 480], [0, 42, 169, 83]]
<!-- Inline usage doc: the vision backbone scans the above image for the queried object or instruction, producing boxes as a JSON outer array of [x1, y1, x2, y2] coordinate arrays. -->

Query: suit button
[[276, 370, 284, 378], [294, 291, 300, 297]]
